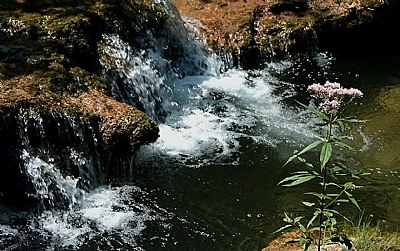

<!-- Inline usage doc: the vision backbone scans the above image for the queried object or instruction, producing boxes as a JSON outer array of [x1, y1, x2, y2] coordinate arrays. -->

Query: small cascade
[[99, 33, 173, 121], [20, 150, 82, 210], [0, 107, 103, 211], [0, 0, 327, 250], [98, 0, 222, 122]]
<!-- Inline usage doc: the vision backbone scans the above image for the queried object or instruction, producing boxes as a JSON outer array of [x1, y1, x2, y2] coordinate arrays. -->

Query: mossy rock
[[0, 0, 165, 147], [0, 0, 170, 210]]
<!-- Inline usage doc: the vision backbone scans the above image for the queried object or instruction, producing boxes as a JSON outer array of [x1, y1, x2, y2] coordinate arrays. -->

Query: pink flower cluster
[[307, 81, 363, 115], [307, 81, 363, 99]]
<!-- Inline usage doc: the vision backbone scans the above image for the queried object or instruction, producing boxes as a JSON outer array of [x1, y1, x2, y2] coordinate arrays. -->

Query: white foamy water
[[0, 9, 327, 251], [21, 150, 83, 209], [138, 67, 313, 162], [33, 186, 165, 250]]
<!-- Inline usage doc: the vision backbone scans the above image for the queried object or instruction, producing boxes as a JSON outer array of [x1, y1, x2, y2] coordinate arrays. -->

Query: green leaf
[[335, 199, 350, 203], [322, 211, 333, 217], [283, 154, 298, 167], [299, 224, 307, 233], [302, 201, 315, 207], [272, 224, 293, 235], [307, 213, 319, 228], [299, 140, 324, 156], [283, 212, 292, 222], [333, 140, 355, 151], [283, 140, 324, 167], [325, 209, 351, 222], [278, 174, 316, 187], [327, 193, 340, 197], [325, 208, 340, 215], [305, 192, 331, 200], [309, 226, 320, 232], [294, 216, 304, 223], [320, 142, 332, 170], [331, 165, 343, 173], [336, 120, 345, 131], [296, 100, 330, 121], [325, 182, 342, 188], [338, 117, 367, 123], [291, 171, 314, 174], [344, 191, 361, 211]]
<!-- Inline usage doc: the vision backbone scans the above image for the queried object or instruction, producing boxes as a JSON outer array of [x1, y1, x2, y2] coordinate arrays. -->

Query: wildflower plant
[[275, 81, 366, 251]]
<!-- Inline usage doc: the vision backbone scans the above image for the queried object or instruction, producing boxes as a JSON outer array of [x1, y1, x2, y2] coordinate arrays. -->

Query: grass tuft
[[350, 219, 400, 251]]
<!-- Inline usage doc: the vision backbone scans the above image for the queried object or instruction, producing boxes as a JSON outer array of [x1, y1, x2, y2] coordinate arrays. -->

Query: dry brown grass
[[172, 0, 385, 49]]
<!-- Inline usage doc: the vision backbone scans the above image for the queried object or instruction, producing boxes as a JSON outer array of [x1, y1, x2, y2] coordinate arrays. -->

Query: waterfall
[[98, 0, 222, 123], [0, 0, 317, 249], [12, 108, 101, 211]]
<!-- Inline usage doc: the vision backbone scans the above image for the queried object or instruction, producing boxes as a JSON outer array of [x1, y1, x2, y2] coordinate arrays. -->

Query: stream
[[1, 13, 400, 251]]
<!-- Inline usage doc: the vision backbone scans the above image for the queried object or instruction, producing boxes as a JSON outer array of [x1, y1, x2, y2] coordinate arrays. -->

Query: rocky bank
[[0, 0, 188, 210], [173, 0, 400, 68]]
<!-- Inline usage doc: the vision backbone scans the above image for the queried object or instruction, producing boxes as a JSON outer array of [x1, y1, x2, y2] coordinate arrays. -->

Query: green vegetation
[[275, 81, 366, 251], [350, 219, 400, 251]]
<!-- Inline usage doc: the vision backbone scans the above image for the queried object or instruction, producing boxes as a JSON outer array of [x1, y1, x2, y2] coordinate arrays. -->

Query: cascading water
[[0, 0, 317, 249], [0, 1, 312, 248], [4, 0, 400, 250]]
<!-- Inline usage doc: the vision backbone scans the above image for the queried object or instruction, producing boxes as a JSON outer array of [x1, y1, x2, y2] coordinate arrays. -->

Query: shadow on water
[[131, 138, 309, 250]]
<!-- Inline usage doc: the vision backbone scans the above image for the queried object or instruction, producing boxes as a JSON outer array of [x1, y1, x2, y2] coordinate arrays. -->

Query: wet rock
[[0, 0, 172, 211], [0, 91, 158, 211]]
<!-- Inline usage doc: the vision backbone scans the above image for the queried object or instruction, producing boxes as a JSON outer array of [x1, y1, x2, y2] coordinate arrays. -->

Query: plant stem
[[318, 167, 327, 251], [318, 114, 334, 251]]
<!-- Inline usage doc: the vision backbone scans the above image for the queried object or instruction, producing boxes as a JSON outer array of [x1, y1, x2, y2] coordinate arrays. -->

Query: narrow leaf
[[302, 201, 315, 207], [327, 193, 340, 197], [338, 117, 367, 123], [309, 226, 320, 232], [281, 175, 316, 187], [277, 174, 305, 186], [299, 224, 307, 233], [296, 100, 330, 121], [325, 208, 351, 222], [320, 142, 332, 170], [305, 192, 331, 200], [294, 216, 304, 223], [335, 199, 350, 203], [344, 191, 361, 211], [325, 182, 342, 188], [291, 171, 314, 174], [272, 224, 293, 235], [298, 140, 324, 156], [336, 120, 345, 131], [333, 140, 355, 151], [322, 211, 333, 217], [278, 173, 317, 186], [284, 140, 324, 167], [307, 213, 319, 229], [283, 154, 298, 167], [325, 209, 340, 215]]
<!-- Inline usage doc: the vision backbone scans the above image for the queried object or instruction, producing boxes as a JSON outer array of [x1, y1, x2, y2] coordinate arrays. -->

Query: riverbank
[[173, 0, 400, 68]]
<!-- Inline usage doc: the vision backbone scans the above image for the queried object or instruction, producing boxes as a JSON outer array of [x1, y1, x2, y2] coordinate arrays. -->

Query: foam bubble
[[34, 186, 163, 249], [147, 69, 312, 161]]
